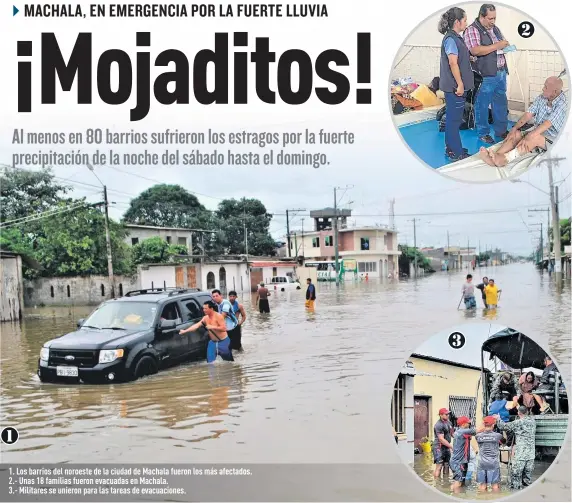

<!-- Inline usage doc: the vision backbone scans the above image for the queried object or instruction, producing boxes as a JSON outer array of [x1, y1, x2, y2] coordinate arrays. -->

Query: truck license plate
[[56, 366, 78, 377]]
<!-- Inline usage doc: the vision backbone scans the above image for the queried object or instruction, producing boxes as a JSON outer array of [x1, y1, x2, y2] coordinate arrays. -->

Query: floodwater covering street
[[1, 263, 570, 501], [413, 451, 552, 501]]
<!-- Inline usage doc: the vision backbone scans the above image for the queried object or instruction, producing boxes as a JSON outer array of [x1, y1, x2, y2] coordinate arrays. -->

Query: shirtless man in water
[[478, 76, 566, 167], [179, 300, 234, 363]]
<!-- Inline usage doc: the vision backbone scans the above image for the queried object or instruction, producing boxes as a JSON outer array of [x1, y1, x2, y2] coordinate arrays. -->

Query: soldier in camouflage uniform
[[495, 406, 537, 490], [490, 371, 520, 403]]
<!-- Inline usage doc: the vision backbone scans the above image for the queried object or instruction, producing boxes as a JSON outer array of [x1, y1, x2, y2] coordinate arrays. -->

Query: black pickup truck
[[38, 288, 213, 384]]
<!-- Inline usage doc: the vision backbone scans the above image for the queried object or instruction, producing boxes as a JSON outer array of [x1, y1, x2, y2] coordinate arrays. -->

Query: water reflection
[[0, 263, 570, 478], [413, 451, 550, 500]]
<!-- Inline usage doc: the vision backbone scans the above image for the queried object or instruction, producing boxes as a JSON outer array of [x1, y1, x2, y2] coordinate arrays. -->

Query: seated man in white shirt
[[479, 76, 566, 167]]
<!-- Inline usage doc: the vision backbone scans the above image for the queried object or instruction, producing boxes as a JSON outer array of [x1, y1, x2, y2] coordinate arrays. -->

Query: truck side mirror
[[77, 318, 85, 328]]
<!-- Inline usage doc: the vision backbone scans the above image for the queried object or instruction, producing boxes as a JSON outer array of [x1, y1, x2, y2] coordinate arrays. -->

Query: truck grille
[[49, 349, 98, 368]]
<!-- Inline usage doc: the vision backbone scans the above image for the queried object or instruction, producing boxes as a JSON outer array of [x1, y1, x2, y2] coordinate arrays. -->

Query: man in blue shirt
[[305, 278, 316, 309], [479, 76, 566, 167], [211, 289, 238, 349]]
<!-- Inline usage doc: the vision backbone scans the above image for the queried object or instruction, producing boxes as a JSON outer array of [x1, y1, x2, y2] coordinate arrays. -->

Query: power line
[[0, 200, 101, 229], [103, 165, 225, 201]]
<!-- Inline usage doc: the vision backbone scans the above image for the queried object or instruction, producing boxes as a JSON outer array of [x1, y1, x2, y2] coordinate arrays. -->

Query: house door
[[187, 266, 197, 288], [219, 267, 227, 293], [250, 268, 263, 292], [414, 397, 430, 449], [175, 266, 184, 288]]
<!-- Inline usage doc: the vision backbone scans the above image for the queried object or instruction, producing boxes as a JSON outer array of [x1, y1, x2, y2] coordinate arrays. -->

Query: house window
[[131, 237, 139, 245], [384, 235, 388, 246], [67, 285, 71, 298], [166, 236, 172, 244], [358, 262, 377, 273], [272, 267, 277, 277], [290, 240, 294, 249], [312, 237, 320, 248], [449, 395, 477, 423], [101, 284, 105, 296], [392, 374, 406, 434], [178, 237, 187, 246], [50, 286, 54, 298], [360, 237, 370, 251], [118, 284, 123, 297], [325, 236, 333, 246]]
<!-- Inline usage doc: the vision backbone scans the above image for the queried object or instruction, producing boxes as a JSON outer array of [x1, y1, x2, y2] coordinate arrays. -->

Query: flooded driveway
[[1, 263, 570, 501]]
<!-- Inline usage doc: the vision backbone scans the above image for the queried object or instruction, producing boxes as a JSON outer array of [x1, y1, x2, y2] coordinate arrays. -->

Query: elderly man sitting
[[479, 76, 566, 167]]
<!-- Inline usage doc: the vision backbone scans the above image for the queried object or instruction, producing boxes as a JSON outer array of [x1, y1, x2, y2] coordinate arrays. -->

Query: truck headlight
[[40, 347, 49, 362], [99, 349, 125, 364]]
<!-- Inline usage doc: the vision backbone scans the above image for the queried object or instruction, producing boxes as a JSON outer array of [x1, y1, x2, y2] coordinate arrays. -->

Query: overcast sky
[[1, 0, 570, 256]]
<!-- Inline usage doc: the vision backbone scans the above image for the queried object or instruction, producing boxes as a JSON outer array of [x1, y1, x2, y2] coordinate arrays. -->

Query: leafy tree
[[1, 199, 132, 279], [33, 201, 131, 277], [213, 198, 276, 256], [398, 244, 434, 274], [122, 184, 210, 228], [477, 252, 490, 262], [0, 166, 70, 222], [131, 237, 188, 265]]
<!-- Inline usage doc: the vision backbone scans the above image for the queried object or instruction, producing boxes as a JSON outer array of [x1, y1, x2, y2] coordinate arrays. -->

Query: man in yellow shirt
[[484, 278, 502, 308]]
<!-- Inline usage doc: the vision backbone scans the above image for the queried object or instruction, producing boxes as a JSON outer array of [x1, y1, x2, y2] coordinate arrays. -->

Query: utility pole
[[286, 208, 306, 258], [334, 187, 339, 285], [539, 222, 543, 265], [332, 185, 352, 286], [243, 220, 248, 258], [547, 159, 562, 280], [529, 208, 549, 265], [447, 230, 450, 271], [301, 218, 305, 257], [467, 238, 470, 270], [413, 218, 418, 277], [86, 163, 115, 299], [103, 186, 116, 298], [286, 209, 290, 257]]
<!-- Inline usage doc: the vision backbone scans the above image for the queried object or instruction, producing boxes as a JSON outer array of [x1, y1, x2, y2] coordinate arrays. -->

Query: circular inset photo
[[391, 323, 569, 498], [390, 3, 569, 183]]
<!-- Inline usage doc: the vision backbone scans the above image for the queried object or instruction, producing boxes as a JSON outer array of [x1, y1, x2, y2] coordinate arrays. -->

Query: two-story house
[[124, 224, 193, 251], [289, 209, 401, 278]]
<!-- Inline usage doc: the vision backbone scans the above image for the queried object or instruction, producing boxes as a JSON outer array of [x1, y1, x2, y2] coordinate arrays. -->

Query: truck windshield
[[82, 302, 156, 330]]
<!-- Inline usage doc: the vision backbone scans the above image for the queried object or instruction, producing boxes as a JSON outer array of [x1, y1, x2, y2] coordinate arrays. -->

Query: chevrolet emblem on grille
[[65, 355, 75, 361]]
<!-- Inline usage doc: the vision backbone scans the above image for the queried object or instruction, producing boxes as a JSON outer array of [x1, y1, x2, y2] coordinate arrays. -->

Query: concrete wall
[[409, 357, 484, 438], [400, 374, 416, 465], [1, 255, 24, 322], [394, 4, 568, 107], [137, 265, 178, 290], [138, 262, 252, 294], [24, 275, 139, 307]]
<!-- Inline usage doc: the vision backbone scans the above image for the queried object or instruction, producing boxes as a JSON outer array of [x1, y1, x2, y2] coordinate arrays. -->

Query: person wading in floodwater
[[211, 290, 239, 351], [433, 408, 454, 479], [256, 282, 271, 314], [179, 301, 233, 363], [484, 278, 502, 308], [462, 274, 477, 309], [476, 276, 489, 308], [228, 291, 246, 352], [305, 278, 316, 309]]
